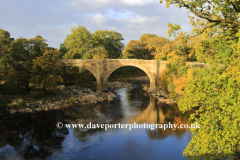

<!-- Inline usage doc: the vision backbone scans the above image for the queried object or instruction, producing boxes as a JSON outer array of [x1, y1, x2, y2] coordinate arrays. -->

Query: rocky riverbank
[[108, 81, 132, 89], [142, 84, 176, 105], [7, 82, 132, 114]]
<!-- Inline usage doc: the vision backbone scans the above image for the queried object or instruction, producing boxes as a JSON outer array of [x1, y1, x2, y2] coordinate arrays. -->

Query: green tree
[[30, 49, 66, 89], [63, 26, 93, 59], [92, 30, 124, 59], [177, 31, 240, 159], [2, 36, 48, 92], [59, 43, 68, 59], [0, 28, 13, 58], [91, 46, 108, 59], [62, 26, 124, 59], [0, 28, 13, 81], [160, 0, 240, 41]]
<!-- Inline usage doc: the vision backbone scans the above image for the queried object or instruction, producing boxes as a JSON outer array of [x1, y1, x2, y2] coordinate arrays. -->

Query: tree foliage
[[0, 28, 13, 59], [91, 46, 108, 59], [30, 49, 66, 89], [62, 26, 124, 59], [63, 26, 93, 59], [155, 2, 240, 157], [176, 31, 240, 159], [122, 34, 171, 59], [1, 35, 48, 92], [160, 0, 240, 41], [92, 30, 124, 59]]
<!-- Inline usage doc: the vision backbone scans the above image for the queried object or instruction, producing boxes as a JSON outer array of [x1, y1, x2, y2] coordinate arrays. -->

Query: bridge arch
[[60, 59, 162, 92], [107, 65, 152, 80], [107, 65, 153, 88]]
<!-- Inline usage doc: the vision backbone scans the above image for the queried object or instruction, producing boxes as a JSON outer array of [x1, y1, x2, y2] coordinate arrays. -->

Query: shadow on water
[[0, 85, 192, 160]]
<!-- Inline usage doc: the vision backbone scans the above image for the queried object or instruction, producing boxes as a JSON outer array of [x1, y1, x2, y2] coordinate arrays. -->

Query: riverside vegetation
[[1, 0, 240, 158]]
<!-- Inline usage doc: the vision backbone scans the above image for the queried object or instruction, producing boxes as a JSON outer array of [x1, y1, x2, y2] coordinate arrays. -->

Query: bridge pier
[[96, 60, 108, 92], [96, 75, 108, 92], [59, 59, 172, 92]]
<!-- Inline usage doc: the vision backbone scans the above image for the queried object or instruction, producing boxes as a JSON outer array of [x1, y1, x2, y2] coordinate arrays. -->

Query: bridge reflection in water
[[0, 85, 192, 159], [127, 95, 192, 140]]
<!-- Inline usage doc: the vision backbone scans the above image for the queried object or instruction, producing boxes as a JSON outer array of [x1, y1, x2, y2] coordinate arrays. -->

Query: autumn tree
[[122, 34, 171, 59], [122, 40, 143, 59], [30, 49, 66, 90]]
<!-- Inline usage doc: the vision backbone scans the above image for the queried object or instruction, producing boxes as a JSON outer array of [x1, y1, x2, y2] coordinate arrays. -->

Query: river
[[0, 85, 192, 160]]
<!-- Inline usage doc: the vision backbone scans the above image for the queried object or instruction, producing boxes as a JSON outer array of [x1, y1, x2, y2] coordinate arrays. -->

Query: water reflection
[[128, 96, 191, 140], [0, 112, 69, 159], [0, 85, 192, 160]]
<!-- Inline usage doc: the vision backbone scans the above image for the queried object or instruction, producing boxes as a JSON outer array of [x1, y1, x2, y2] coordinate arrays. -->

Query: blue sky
[[0, 0, 194, 49]]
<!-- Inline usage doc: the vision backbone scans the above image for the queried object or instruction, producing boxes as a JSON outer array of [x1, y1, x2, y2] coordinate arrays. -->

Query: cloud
[[0, 0, 195, 48], [121, 0, 154, 6], [66, 0, 114, 13], [92, 14, 110, 25]]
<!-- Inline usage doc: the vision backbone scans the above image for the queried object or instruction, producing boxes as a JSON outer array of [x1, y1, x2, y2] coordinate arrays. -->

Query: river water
[[0, 85, 192, 160]]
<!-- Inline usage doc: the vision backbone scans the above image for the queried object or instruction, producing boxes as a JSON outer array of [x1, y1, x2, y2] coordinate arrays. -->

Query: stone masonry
[[60, 59, 209, 92]]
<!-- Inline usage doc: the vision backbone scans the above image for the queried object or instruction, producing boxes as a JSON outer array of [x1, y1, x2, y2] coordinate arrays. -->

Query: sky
[[0, 0, 194, 49]]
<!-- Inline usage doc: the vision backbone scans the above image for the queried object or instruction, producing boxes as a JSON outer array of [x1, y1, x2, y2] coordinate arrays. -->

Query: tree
[[28, 35, 48, 58], [0, 28, 13, 58], [92, 30, 124, 59], [141, 34, 171, 59], [1, 35, 48, 92], [63, 26, 94, 59], [91, 46, 108, 59], [160, 0, 240, 41], [62, 27, 125, 59], [30, 49, 66, 89], [122, 34, 171, 59], [0, 28, 13, 80], [159, 1, 240, 158], [122, 40, 143, 59], [59, 43, 68, 59], [176, 31, 240, 159]]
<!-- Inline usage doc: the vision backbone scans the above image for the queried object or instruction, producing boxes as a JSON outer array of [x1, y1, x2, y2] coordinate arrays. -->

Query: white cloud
[[130, 16, 148, 24], [66, 0, 114, 13], [92, 14, 110, 25], [121, 0, 153, 6], [0, 0, 195, 48]]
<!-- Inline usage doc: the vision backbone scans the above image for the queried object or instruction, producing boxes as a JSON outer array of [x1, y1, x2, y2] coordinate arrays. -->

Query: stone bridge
[[60, 59, 209, 92]]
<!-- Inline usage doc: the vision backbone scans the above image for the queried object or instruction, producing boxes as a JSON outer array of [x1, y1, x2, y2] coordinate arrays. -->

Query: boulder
[[72, 89, 77, 94], [157, 97, 176, 105], [108, 92, 116, 98], [107, 95, 113, 101], [142, 84, 149, 91], [77, 90, 84, 96], [97, 96, 105, 102], [156, 90, 169, 98], [56, 85, 66, 90], [11, 98, 24, 104], [83, 95, 98, 104], [69, 86, 81, 89]]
